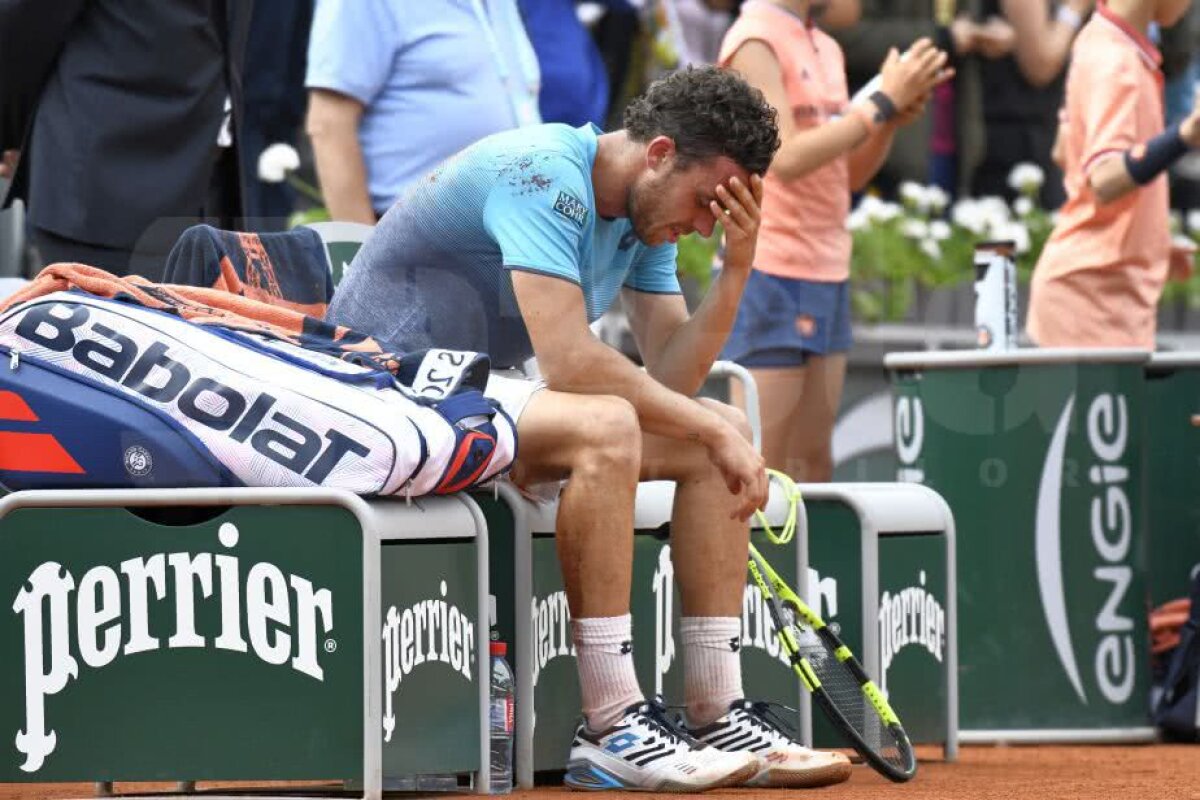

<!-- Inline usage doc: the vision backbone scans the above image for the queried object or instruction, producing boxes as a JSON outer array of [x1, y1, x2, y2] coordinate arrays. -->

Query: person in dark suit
[[240, 0, 314, 232], [0, 0, 253, 280]]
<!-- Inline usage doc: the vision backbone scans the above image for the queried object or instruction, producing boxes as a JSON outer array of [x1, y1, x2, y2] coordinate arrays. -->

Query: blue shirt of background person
[[305, 0, 541, 215], [326, 123, 681, 368], [518, 0, 615, 127]]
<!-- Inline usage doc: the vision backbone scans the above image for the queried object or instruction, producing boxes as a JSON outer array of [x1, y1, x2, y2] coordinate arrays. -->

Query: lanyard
[[468, 0, 542, 128]]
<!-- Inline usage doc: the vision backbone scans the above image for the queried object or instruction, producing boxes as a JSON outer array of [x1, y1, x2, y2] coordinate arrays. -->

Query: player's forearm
[[848, 126, 895, 191], [772, 114, 869, 182], [645, 267, 750, 396], [1089, 121, 1197, 204], [308, 127, 376, 224], [542, 336, 727, 445], [648, 267, 748, 395]]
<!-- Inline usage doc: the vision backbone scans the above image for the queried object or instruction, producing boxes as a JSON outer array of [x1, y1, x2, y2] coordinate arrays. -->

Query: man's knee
[[574, 395, 642, 476], [698, 397, 753, 442]]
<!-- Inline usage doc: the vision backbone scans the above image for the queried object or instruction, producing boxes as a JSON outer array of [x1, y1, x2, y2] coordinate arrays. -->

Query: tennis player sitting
[[1027, 0, 1199, 348], [327, 67, 851, 791]]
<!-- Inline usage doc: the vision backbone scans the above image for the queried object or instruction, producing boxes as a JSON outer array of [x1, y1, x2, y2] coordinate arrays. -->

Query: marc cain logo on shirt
[[553, 191, 589, 228]]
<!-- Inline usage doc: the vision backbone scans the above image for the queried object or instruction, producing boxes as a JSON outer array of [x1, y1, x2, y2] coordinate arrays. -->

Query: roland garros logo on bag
[[11, 523, 334, 773]]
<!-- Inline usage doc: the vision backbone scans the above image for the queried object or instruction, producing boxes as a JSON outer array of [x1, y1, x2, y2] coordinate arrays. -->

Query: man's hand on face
[[711, 173, 764, 275]]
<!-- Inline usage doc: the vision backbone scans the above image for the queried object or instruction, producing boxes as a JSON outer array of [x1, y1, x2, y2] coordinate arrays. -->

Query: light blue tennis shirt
[[327, 123, 681, 368]]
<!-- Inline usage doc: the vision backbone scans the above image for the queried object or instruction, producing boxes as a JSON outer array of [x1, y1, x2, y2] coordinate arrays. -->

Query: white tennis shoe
[[682, 699, 852, 788], [564, 700, 759, 792]]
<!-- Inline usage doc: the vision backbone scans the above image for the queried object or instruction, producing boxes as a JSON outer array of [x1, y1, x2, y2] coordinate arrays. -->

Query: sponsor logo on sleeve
[[553, 191, 588, 228]]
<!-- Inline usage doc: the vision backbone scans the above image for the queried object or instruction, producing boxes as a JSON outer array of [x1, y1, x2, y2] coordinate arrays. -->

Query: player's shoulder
[[490, 124, 594, 185], [481, 125, 597, 225], [1071, 18, 1146, 77]]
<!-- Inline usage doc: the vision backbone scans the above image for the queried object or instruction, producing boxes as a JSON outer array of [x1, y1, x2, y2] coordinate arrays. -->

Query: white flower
[[847, 208, 869, 231], [1187, 210, 1200, 234], [951, 199, 988, 236], [1007, 162, 1045, 195], [926, 186, 949, 213], [1014, 196, 1034, 217], [857, 194, 883, 213], [257, 143, 301, 183], [899, 181, 927, 210], [1169, 209, 1183, 234], [929, 220, 952, 241], [994, 220, 1031, 254], [901, 218, 929, 240], [919, 238, 942, 261], [861, 195, 901, 222], [977, 196, 1012, 236]]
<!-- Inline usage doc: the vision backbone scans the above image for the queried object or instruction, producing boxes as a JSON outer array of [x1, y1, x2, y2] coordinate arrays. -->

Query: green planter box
[[886, 349, 1153, 740]]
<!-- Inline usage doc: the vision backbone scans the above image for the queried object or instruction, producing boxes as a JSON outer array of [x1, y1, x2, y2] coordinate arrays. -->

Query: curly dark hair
[[623, 65, 780, 175]]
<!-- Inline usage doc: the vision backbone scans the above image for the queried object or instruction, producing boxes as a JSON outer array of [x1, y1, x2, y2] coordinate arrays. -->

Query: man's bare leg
[[640, 398, 851, 788], [784, 353, 847, 482], [516, 390, 759, 792], [511, 389, 641, 618], [641, 398, 752, 725], [510, 389, 644, 732]]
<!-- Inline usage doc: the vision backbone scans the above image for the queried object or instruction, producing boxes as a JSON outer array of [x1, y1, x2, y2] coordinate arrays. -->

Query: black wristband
[[868, 91, 898, 123], [1124, 124, 1190, 185]]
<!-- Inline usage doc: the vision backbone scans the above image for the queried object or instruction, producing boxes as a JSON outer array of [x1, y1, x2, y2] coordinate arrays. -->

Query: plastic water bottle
[[973, 240, 1018, 351], [489, 641, 515, 794]]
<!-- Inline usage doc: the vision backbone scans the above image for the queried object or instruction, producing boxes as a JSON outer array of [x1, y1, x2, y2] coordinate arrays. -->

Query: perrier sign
[[0, 504, 364, 782]]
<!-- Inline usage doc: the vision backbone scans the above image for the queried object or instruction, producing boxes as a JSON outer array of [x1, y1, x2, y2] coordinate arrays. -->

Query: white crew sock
[[682, 616, 744, 727], [572, 614, 644, 732]]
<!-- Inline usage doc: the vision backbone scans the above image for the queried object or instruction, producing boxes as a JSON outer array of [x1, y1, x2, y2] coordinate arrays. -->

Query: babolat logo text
[[1087, 393, 1135, 704], [11, 523, 333, 773], [879, 572, 945, 697], [14, 302, 372, 483], [381, 581, 475, 743]]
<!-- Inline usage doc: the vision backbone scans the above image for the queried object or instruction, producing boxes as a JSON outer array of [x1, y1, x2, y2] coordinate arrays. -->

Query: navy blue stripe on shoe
[[630, 745, 673, 766], [711, 730, 757, 750]]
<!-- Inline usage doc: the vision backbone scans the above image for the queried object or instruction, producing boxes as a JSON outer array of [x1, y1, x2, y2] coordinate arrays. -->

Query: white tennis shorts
[[484, 370, 545, 424]]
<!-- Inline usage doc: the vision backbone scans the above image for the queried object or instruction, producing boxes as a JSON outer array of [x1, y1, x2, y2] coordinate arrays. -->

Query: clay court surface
[[1, 745, 1196, 800]]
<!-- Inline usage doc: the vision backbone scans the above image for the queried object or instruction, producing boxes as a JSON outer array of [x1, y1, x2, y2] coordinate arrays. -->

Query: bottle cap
[[490, 641, 507, 657]]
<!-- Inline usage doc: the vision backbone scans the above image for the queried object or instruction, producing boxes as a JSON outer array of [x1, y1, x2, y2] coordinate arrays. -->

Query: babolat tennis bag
[[0, 291, 516, 495]]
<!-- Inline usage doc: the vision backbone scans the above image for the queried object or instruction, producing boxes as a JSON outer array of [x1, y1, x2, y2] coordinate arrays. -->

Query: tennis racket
[[749, 471, 917, 782]]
